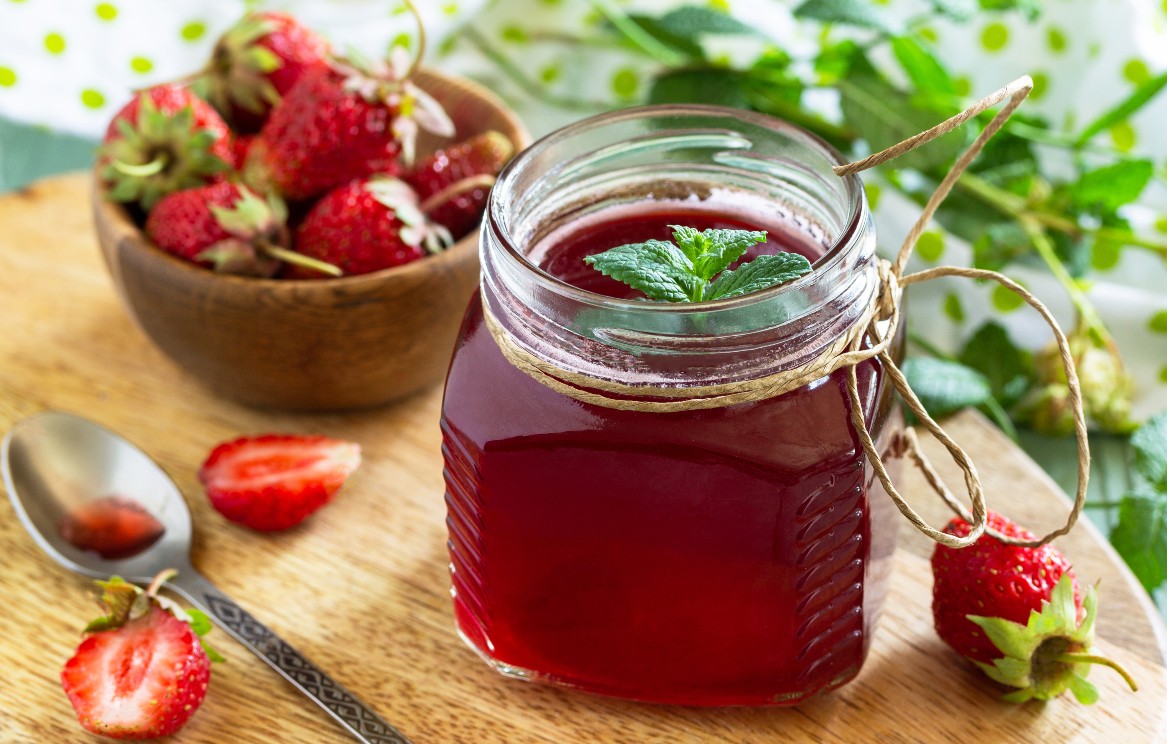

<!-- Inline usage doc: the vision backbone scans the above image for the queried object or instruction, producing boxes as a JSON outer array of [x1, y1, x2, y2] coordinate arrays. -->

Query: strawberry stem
[[400, 0, 426, 81], [1053, 652, 1139, 692], [146, 569, 178, 598], [258, 240, 343, 277], [112, 155, 169, 178], [419, 174, 496, 214]]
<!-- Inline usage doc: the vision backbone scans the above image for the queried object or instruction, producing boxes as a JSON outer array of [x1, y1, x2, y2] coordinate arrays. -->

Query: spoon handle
[[168, 570, 411, 744]]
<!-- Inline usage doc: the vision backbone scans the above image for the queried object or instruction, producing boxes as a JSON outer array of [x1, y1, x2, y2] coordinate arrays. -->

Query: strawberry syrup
[[59, 496, 165, 560], [441, 206, 899, 705]]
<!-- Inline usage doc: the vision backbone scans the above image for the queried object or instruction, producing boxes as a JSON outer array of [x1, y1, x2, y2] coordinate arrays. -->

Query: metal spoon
[[1, 411, 410, 744]]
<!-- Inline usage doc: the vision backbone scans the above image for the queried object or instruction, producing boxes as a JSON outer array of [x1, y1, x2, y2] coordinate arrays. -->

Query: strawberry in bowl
[[92, 5, 528, 410]]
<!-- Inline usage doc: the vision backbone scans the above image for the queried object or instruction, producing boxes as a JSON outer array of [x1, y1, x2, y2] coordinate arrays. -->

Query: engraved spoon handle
[[169, 570, 411, 744]]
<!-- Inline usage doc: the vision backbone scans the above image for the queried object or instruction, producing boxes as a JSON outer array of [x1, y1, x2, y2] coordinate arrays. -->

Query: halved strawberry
[[61, 572, 221, 739], [199, 434, 362, 531]]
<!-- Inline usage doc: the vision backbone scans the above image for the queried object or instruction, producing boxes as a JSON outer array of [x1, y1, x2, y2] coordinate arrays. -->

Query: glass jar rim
[[484, 103, 866, 315]]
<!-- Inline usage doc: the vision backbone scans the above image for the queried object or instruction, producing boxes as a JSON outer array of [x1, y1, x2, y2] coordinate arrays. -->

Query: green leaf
[[900, 357, 994, 418], [958, 321, 1033, 407], [185, 608, 213, 637], [967, 615, 1032, 659], [671, 226, 767, 280], [977, 0, 1041, 20], [971, 221, 1031, 271], [838, 72, 965, 171], [654, 6, 761, 39], [649, 69, 751, 108], [1132, 413, 1167, 490], [926, 0, 976, 21], [1076, 72, 1167, 145], [890, 36, 957, 99], [705, 252, 812, 300], [584, 240, 697, 302], [1068, 675, 1100, 705], [1109, 489, 1167, 593], [793, 0, 902, 34], [1069, 159, 1154, 213]]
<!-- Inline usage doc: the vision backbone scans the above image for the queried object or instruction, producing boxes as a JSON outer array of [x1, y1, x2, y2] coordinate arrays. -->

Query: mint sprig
[[584, 225, 812, 302]]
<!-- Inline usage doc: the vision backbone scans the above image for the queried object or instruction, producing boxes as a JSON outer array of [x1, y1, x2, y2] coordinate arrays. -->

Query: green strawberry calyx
[[968, 573, 1137, 703], [199, 185, 341, 277], [100, 93, 231, 210], [195, 13, 284, 117], [367, 177, 453, 255], [84, 570, 225, 663]]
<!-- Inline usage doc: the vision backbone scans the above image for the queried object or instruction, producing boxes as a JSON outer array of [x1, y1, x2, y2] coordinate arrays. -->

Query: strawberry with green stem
[[291, 177, 453, 278], [145, 181, 340, 277], [244, 0, 454, 200], [406, 130, 514, 240], [191, 10, 329, 133], [61, 570, 223, 739], [100, 85, 234, 210], [932, 511, 1138, 703]]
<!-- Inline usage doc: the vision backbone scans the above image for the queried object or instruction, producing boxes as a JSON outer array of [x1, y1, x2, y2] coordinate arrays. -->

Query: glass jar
[[440, 105, 902, 706]]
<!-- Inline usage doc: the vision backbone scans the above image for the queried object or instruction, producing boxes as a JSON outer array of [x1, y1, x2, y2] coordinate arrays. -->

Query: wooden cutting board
[[1, 174, 1164, 743]]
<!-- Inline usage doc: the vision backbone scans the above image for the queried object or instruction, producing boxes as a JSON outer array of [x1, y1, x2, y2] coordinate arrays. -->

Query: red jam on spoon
[[59, 495, 166, 560]]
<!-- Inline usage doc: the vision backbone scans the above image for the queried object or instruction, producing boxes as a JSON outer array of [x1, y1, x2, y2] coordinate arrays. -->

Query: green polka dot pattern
[[611, 68, 638, 98], [180, 21, 206, 42], [44, 33, 66, 55], [991, 283, 1025, 313], [1109, 121, 1137, 152], [1123, 59, 1151, 85], [916, 231, 945, 262], [980, 22, 1008, 52], [0, 66, 16, 87], [95, 3, 117, 21], [1150, 311, 1167, 334], [943, 293, 965, 323], [1047, 27, 1067, 53], [130, 56, 153, 74], [80, 89, 105, 109]]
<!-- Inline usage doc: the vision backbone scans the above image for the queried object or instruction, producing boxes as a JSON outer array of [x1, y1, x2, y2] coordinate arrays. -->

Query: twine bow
[[484, 76, 1089, 550]]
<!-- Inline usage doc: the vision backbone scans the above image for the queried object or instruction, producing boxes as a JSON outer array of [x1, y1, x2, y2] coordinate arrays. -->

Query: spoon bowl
[[2, 411, 409, 744], [2, 412, 191, 582]]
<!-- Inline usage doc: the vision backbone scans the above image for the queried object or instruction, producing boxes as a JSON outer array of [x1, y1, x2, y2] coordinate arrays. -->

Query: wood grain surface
[[1, 174, 1164, 743]]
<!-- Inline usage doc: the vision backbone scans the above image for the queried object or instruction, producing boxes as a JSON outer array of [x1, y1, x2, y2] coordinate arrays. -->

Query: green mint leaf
[[1069, 159, 1154, 213], [649, 69, 751, 108], [1109, 489, 1167, 593], [958, 321, 1033, 407], [900, 357, 994, 419], [1075, 71, 1167, 145], [671, 225, 767, 280], [925, 0, 976, 21], [890, 37, 957, 100], [838, 71, 965, 171], [584, 240, 697, 302], [705, 252, 812, 300], [1132, 412, 1167, 490], [977, 0, 1041, 20], [793, 0, 902, 34]]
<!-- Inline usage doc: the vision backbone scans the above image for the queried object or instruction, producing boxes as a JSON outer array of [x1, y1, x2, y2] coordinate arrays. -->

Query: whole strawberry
[[61, 571, 222, 739], [290, 177, 452, 278], [199, 434, 362, 531], [244, 46, 454, 201], [145, 181, 337, 277], [406, 130, 514, 240], [100, 85, 233, 209], [193, 10, 330, 133], [932, 511, 1136, 703]]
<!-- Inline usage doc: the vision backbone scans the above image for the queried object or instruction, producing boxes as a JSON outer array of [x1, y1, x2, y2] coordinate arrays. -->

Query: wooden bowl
[[94, 68, 529, 411]]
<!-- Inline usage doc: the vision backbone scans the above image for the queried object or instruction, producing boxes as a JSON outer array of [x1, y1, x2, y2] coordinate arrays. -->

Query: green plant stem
[[588, 0, 688, 66], [1052, 653, 1139, 692], [1084, 500, 1123, 509], [460, 27, 611, 112], [1019, 216, 1112, 345]]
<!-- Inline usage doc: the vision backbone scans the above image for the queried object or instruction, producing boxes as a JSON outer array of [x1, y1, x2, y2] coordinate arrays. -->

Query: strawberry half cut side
[[199, 434, 362, 531], [61, 571, 222, 739]]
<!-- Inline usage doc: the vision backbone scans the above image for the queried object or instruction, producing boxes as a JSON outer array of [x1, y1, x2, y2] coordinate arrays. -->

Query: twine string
[[483, 75, 1089, 550]]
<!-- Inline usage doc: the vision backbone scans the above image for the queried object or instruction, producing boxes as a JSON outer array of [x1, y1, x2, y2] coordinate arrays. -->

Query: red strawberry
[[290, 177, 452, 278], [233, 134, 256, 166], [145, 181, 337, 277], [61, 571, 221, 739], [932, 511, 1136, 703], [244, 47, 454, 201], [199, 434, 362, 531], [406, 130, 514, 240], [100, 84, 233, 210], [194, 11, 330, 133]]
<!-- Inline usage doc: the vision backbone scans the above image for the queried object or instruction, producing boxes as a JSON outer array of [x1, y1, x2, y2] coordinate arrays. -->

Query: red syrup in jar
[[441, 206, 900, 705], [59, 495, 165, 560]]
